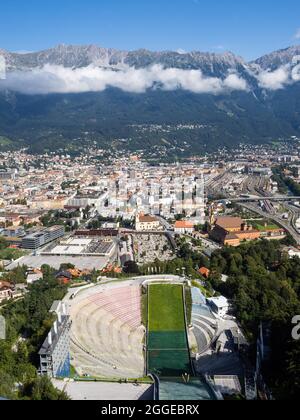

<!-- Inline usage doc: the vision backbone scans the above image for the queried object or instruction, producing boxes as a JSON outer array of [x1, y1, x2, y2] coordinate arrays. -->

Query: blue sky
[[1, 0, 300, 60]]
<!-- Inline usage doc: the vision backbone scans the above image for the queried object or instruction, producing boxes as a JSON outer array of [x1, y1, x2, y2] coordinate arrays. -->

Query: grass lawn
[[254, 224, 279, 231], [148, 284, 185, 332], [147, 284, 192, 376], [250, 220, 279, 231]]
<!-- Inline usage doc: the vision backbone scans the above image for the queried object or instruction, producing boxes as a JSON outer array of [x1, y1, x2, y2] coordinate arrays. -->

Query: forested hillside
[[209, 240, 300, 399], [1, 85, 300, 154]]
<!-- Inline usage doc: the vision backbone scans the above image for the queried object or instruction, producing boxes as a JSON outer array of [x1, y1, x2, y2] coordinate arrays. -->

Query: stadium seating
[[191, 303, 218, 355], [70, 284, 145, 379]]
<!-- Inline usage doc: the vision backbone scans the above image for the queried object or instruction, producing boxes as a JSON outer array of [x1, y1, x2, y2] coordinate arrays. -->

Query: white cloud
[[257, 66, 290, 90], [1, 61, 299, 96], [292, 63, 300, 81], [223, 73, 248, 90], [295, 28, 300, 39], [256, 60, 300, 90], [0, 64, 249, 95]]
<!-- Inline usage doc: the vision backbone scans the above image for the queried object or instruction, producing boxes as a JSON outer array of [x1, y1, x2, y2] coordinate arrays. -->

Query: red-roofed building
[[199, 267, 210, 278], [174, 220, 195, 235], [209, 217, 260, 246]]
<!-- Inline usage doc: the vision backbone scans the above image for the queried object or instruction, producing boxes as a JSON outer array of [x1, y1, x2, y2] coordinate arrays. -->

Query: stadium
[[67, 276, 226, 400], [70, 281, 145, 379]]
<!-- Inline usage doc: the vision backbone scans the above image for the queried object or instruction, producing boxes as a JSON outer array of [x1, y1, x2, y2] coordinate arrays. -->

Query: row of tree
[[208, 239, 300, 399]]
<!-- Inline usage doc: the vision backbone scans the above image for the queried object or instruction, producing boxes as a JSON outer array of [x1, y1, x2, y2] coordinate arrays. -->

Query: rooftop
[[174, 221, 194, 229], [7, 255, 110, 271], [0, 281, 12, 290], [207, 296, 229, 308], [215, 217, 243, 230], [138, 214, 159, 223]]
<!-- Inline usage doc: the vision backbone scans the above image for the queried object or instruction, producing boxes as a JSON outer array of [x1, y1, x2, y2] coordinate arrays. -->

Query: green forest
[[0, 272, 69, 400], [2, 84, 300, 155], [209, 240, 300, 399]]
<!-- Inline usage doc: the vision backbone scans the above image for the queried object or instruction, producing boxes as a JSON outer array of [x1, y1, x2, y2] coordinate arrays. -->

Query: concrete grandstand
[[190, 288, 218, 355], [68, 276, 185, 381], [70, 282, 145, 379]]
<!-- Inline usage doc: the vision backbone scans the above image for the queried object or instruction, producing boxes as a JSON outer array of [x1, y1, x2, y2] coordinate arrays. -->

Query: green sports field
[[148, 284, 186, 331], [147, 284, 192, 377]]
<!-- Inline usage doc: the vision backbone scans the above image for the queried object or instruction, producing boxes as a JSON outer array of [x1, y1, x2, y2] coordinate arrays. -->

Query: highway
[[283, 203, 300, 236]]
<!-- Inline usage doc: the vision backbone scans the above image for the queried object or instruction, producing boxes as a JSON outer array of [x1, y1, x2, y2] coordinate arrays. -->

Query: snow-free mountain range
[[0, 44, 300, 154]]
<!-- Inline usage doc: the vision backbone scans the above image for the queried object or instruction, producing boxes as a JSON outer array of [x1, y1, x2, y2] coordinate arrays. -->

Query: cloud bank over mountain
[[257, 63, 300, 90], [0, 64, 248, 95], [0, 44, 300, 95]]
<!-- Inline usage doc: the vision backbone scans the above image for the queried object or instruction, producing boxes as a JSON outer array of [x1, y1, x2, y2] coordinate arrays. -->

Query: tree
[[27, 376, 70, 401], [123, 261, 140, 274], [0, 275, 69, 400], [0, 236, 8, 250], [41, 265, 54, 277], [208, 240, 300, 399], [59, 263, 75, 271], [0, 370, 16, 400]]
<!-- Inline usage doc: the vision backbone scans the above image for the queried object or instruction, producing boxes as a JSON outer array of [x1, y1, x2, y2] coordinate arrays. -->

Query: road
[[283, 203, 300, 235], [156, 215, 173, 231]]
